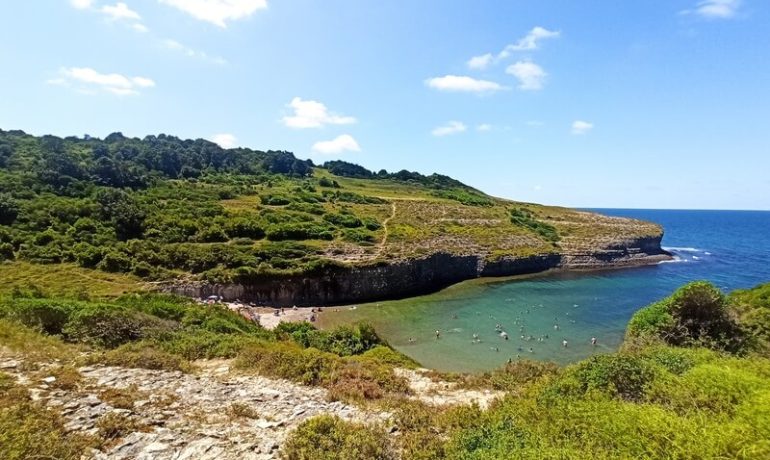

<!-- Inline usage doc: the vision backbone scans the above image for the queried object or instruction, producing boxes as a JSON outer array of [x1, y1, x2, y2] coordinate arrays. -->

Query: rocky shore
[[164, 235, 671, 307]]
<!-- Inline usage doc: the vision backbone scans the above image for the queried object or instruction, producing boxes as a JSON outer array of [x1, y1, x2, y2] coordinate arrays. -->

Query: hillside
[[1, 279, 769, 459], [0, 129, 668, 304]]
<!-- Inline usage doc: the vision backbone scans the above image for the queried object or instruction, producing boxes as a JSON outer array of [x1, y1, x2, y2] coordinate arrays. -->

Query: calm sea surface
[[321, 210, 770, 372]]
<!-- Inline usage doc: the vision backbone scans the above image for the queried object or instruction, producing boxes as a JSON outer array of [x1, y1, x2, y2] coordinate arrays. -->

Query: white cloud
[[50, 67, 155, 96], [682, 0, 742, 19], [432, 121, 467, 137], [210, 133, 237, 149], [476, 124, 492, 132], [282, 97, 356, 129], [312, 135, 361, 155], [571, 120, 594, 135], [425, 75, 505, 93], [467, 53, 493, 70], [163, 39, 227, 64], [101, 2, 141, 21], [70, 0, 94, 9], [503, 26, 560, 53], [526, 120, 544, 127], [132, 23, 149, 33], [506, 61, 547, 91], [159, 0, 268, 28], [468, 26, 560, 70]]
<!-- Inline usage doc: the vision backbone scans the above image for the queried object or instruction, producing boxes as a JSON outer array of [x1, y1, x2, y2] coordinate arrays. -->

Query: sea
[[320, 210, 770, 372]]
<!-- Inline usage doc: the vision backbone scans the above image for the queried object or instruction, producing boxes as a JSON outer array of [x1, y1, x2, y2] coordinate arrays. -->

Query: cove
[[320, 209, 770, 372]]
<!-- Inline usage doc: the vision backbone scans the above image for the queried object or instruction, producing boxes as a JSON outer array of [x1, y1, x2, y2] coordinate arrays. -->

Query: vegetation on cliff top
[[0, 129, 661, 286]]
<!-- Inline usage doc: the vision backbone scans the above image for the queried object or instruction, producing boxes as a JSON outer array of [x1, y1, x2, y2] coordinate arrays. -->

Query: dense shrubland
[[2, 129, 562, 283]]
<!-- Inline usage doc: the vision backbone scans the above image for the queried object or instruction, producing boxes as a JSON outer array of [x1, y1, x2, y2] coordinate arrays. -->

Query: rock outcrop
[[164, 235, 670, 306]]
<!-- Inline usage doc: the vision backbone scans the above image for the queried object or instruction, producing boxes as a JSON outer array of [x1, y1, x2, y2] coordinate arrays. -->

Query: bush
[[324, 213, 363, 228], [546, 354, 659, 402], [276, 322, 384, 356], [627, 281, 747, 353], [63, 304, 178, 348], [282, 415, 394, 460], [266, 222, 334, 241], [0, 298, 74, 335]]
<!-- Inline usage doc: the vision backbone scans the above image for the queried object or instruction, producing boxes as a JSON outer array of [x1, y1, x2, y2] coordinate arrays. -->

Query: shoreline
[[166, 240, 671, 307], [213, 253, 670, 331]]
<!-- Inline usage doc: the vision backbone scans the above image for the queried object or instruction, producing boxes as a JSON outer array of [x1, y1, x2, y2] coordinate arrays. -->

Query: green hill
[[0, 129, 666, 301]]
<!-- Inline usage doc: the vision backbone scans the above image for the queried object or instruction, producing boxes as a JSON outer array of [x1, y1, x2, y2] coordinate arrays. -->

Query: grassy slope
[[0, 129, 662, 286], [0, 261, 142, 298], [223, 168, 663, 266]]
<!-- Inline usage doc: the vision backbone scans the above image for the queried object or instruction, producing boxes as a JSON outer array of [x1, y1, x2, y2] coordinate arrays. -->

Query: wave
[[658, 257, 688, 265], [663, 246, 703, 253]]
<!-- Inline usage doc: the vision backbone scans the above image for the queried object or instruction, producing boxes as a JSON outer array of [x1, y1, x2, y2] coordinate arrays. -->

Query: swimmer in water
[[529, 347, 534, 353], [554, 324, 560, 331], [591, 337, 597, 346], [562, 340, 568, 348], [436, 330, 441, 339]]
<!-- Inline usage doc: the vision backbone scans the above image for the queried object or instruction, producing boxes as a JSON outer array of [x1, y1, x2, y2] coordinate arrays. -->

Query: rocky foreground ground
[[0, 352, 501, 459]]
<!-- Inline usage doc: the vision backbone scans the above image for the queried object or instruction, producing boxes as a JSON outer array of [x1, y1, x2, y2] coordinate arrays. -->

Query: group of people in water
[[408, 310, 601, 361]]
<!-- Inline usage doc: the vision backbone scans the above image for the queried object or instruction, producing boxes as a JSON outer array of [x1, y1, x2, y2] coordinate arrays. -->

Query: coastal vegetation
[[0, 129, 662, 289], [0, 279, 769, 458]]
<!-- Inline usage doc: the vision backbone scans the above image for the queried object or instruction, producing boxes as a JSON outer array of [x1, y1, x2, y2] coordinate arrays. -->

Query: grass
[[0, 372, 98, 460], [0, 261, 143, 299], [221, 168, 664, 266]]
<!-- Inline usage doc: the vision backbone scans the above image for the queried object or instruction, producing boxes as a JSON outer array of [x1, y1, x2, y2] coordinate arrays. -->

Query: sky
[[0, 0, 768, 210]]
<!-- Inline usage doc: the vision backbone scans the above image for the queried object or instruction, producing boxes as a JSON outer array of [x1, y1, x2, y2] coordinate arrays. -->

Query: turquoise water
[[322, 210, 770, 372]]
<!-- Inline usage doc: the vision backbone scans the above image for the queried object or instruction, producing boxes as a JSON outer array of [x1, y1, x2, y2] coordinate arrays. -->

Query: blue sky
[[1, 0, 768, 210]]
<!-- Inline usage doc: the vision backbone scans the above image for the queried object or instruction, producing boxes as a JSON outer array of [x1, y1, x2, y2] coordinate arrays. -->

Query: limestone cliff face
[[164, 235, 670, 306]]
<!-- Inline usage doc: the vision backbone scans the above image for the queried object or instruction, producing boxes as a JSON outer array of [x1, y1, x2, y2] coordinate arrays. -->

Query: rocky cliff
[[164, 234, 670, 306]]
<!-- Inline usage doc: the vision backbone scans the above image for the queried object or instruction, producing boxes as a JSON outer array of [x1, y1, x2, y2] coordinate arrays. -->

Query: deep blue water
[[325, 210, 770, 372]]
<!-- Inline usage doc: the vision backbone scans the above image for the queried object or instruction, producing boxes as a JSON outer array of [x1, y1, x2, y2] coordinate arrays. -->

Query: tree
[[0, 194, 19, 225]]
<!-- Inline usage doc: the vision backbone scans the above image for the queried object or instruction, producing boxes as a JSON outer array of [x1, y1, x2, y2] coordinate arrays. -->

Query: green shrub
[[282, 415, 394, 460], [509, 207, 560, 243], [546, 354, 659, 402], [261, 194, 292, 206], [627, 282, 747, 353], [63, 304, 178, 348], [324, 212, 363, 228], [266, 222, 335, 241], [360, 345, 420, 368], [0, 298, 74, 335]]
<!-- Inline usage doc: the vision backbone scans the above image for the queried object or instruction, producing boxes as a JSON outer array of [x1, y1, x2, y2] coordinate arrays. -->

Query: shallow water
[[320, 210, 770, 372]]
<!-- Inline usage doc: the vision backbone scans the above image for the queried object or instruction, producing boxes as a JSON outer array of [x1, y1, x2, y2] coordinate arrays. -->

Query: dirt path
[[376, 201, 397, 257]]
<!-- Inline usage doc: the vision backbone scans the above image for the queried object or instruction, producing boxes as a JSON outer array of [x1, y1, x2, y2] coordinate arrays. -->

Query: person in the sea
[[408, 337, 415, 343], [528, 347, 534, 353], [591, 337, 597, 346], [562, 339, 568, 348], [435, 330, 441, 339], [554, 324, 560, 331]]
